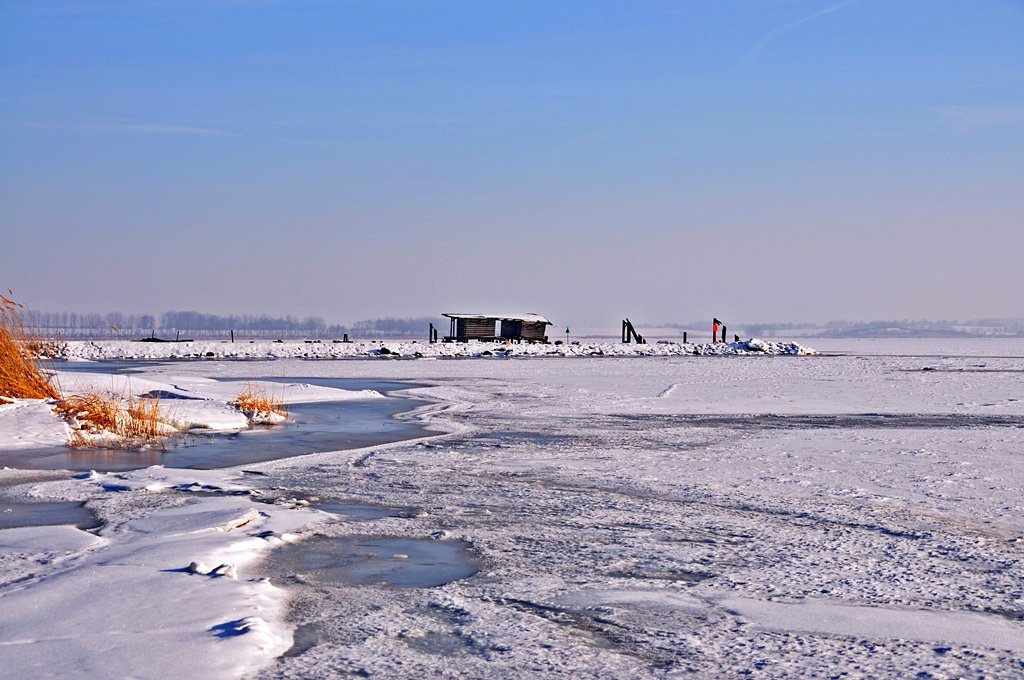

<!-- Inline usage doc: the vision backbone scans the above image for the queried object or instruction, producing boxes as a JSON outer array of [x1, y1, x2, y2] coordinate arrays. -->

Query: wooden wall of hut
[[456, 318, 497, 339], [521, 322, 547, 341]]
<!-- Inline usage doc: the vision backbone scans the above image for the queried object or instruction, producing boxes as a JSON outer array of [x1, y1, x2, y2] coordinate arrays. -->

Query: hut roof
[[442, 313, 551, 325]]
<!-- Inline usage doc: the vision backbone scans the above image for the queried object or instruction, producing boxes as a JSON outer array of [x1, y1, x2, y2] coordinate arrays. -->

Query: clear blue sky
[[2, 0, 1022, 327]]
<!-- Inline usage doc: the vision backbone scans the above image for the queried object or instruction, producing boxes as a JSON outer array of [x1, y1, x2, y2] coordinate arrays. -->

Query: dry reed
[[54, 392, 170, 448], [233, 384, 288, 423], [0, 291, 60, 400], [1, 291, 175, 448]]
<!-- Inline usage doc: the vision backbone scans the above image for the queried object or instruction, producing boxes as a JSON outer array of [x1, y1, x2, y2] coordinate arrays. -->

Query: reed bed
[[4, 291, 284, 447], [0, 291, 60, 400], [54, 392, 172, 448]]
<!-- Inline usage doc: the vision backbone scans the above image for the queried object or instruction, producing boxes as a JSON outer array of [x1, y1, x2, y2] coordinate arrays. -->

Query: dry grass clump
[[233, 384, 288, 424], [0, 291, 60, 400], [54, 392, 172, 448]]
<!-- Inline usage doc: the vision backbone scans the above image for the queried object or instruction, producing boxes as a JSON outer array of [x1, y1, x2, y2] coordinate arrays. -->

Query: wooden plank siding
[[520, 322, 547, 341], [456, 318, 497, 340]]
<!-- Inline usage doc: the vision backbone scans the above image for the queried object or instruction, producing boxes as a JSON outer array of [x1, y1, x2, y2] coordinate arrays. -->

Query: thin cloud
[[736, 0, 862, 73], [114, 123, 239, 137]]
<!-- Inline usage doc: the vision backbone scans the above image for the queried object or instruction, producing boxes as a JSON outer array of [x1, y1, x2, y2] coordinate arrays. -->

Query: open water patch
[[272, 535, 479, 588], [7, 365, 433, 471], [220, 376, 425, 395], [45, 359, 191, 377]]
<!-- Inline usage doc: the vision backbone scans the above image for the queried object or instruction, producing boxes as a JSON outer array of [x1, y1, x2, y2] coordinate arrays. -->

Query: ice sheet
[[2, 339, 1023, 678]]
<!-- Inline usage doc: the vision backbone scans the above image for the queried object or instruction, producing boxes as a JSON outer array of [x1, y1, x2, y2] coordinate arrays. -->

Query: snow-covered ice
[[1, 338, 1023, 678]]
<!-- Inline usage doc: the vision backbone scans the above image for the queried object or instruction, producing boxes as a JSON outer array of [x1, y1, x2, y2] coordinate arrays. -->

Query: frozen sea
[[1, 338, 1023, 678]]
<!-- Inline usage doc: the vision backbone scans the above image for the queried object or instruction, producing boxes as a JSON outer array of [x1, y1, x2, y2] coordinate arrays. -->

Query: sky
[[2, 0, 1022, 328]]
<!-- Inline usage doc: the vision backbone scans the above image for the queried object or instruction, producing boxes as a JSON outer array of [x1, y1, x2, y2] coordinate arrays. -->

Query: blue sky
[[2, 0, 1022, 327]]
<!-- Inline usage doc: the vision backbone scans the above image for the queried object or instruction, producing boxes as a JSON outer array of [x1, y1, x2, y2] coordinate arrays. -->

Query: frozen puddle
[[717, 596, 1024, 651], [0, 500, 100, 531], [311, 500, 416, 521], [272, 535, 479, 588]]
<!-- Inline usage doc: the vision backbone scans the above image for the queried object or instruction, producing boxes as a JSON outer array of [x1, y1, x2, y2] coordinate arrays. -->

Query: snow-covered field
[[2, 338, 1023, 678]]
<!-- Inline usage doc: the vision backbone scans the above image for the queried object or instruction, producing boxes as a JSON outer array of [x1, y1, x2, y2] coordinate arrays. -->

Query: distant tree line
[[24, 310, 346, 339], [23, 310, 443, 340], [349, 317, 441, 338]]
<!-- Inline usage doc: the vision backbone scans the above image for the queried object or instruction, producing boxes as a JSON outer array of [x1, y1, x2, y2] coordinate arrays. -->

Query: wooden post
[[622, 319, 646, 344], [230, 329, 234, 343], [683, 331, 687, 344]]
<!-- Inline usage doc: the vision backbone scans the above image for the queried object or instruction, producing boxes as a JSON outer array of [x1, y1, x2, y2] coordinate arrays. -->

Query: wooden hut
[[442, 313, 552, 343]]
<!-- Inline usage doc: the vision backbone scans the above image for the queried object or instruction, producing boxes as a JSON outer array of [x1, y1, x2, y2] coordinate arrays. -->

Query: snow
[[442, 312, 552, 324], [715, 596, 1024, 652], [0, 483, 320, 679], [2, 339, 1024, 678], [0, 523, 103, 553], [0, 399, 69, 450], [51, 337, 816, 361]]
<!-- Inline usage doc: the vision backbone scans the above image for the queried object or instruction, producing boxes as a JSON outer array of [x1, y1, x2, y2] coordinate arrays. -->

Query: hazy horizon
[[3, 1, 1022, 328], [18, 306, 1024, 336]]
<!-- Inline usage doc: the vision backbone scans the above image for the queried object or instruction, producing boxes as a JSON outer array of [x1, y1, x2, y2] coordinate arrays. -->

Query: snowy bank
[[54, 337, 816, 361], [0, 371, 386, 452]]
